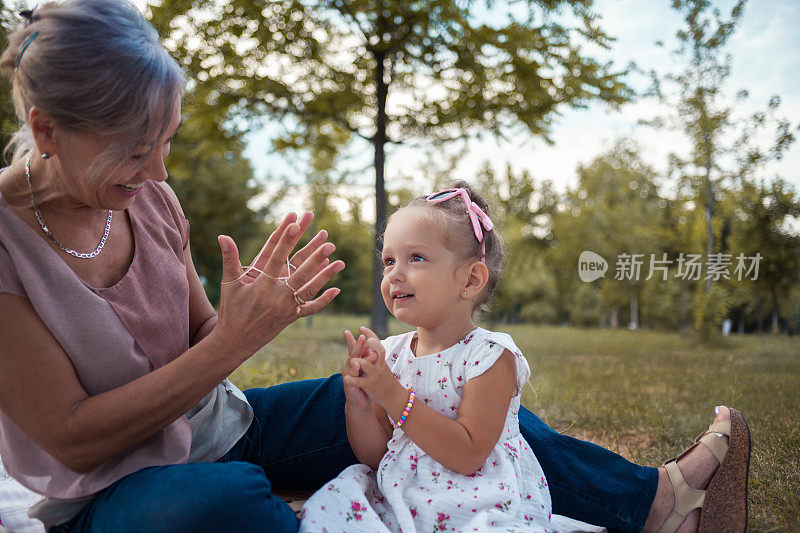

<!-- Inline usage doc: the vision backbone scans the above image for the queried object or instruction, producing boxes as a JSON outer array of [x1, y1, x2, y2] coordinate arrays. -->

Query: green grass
[[229, 313, 800, 531]]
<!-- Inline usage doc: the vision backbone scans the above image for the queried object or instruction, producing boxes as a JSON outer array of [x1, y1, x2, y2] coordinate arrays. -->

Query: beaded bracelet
[[393, 389, 416, 430]]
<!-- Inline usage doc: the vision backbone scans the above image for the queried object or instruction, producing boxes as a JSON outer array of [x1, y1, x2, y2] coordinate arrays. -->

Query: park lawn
[[229, 313, 800, 531]]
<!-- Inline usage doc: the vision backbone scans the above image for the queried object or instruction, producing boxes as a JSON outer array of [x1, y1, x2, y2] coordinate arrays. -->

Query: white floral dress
[[299, 328, 604, 533]]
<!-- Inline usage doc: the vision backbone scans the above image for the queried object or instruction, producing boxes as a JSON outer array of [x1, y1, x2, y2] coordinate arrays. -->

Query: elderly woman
[[0, 1, 748, 532]]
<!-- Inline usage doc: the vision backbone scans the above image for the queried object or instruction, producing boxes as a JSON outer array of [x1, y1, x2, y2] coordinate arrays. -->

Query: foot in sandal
[[642, 405, 751, 533]]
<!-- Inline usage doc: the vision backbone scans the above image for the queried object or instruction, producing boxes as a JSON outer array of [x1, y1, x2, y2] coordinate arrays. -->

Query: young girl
[[299, 183, 602, 532]]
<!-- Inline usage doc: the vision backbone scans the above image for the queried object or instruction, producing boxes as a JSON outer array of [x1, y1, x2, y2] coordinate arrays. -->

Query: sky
[[135, 0, 800, 220]]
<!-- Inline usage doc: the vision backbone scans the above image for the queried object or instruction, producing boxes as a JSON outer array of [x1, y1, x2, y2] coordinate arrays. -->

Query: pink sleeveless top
[[0, 179, 197, 499]]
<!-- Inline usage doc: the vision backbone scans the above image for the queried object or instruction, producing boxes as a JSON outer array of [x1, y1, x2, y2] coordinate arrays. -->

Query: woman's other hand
[[213, 212, 344, 362]]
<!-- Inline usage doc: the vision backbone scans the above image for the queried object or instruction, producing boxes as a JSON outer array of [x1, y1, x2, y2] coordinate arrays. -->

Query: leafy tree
[[645, 0, 743, 292], [147, 0, 632, 336], [643, 0, 796, 338]]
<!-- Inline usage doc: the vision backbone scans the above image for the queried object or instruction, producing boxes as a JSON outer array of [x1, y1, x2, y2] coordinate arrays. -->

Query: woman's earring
[[41, 153, 51, 160], [464, 291, 468, 295]]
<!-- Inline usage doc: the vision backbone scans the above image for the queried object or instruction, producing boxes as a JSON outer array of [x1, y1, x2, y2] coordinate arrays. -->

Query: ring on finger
[[283, 279, 307, 306]]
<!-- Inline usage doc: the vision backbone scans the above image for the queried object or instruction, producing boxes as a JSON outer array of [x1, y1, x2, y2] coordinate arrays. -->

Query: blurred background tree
[[726, 178, 800, 333], [473, 163, 560, 325], [643, 0, 797, 339], [550, 142, 668, 328], [0, 3, 23, 154]]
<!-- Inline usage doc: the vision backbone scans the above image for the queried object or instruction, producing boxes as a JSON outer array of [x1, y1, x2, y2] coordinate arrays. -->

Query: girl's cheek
[[380, 276, 391, 295]]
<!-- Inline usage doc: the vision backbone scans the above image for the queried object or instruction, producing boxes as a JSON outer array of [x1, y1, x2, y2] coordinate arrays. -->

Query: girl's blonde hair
[[0, 0, 184, 180], [392, 180, 505, 315]]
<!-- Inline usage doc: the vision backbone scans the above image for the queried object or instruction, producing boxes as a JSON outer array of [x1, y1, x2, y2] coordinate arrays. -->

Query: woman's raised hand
[[213, 212, 344, 361]]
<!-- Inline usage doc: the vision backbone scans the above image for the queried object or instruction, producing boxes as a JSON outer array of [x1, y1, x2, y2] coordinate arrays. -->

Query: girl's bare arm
[[345, 401, 393, 469]]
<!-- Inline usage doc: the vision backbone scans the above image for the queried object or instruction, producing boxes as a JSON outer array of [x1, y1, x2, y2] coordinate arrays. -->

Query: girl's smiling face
[[380, 208, 468, 328]]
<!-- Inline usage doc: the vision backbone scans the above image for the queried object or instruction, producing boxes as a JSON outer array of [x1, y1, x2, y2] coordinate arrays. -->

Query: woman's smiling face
[[380, 208, 466, 328], [45, 94, 182, 211]]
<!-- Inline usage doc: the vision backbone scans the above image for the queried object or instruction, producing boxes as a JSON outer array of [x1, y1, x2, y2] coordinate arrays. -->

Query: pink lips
[[115, 184, 143, 197], [392, 293, 414, 303]]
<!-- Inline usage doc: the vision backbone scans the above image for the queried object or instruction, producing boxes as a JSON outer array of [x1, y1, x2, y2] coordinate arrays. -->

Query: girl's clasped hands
[[342, 327, 405, 415]]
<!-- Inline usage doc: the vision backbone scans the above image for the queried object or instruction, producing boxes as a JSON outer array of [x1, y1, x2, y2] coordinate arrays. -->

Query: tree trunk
[[629, 284, 638, 330], [679, 279, 688, 328], [370, 50, 389, 338], [704, 133, 714, 294], [770, 288, 780, 334]]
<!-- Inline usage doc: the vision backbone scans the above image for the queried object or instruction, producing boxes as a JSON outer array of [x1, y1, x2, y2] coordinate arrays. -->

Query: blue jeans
[[51, 375, 657, 532]]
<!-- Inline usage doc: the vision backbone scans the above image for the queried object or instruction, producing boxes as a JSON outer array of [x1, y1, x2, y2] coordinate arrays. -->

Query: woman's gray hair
[[0, 0, 184, 179]]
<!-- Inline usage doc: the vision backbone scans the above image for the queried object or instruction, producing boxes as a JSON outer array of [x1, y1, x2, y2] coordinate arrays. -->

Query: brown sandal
[[658, 408, 751, 533]]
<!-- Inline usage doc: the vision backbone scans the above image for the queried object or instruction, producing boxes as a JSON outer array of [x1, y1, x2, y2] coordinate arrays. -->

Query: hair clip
[[16, 31, 38, 68], [426, 187, 494, 262]]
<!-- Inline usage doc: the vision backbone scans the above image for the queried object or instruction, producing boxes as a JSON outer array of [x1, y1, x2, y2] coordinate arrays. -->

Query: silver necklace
[[24, 154, 113, 259]]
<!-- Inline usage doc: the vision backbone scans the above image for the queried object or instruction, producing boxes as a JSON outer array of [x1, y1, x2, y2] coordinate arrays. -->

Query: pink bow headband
[[425, 188, 495, 262]]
